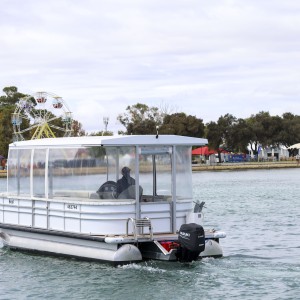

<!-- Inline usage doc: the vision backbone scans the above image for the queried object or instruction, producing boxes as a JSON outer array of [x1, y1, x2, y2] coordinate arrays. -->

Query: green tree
[[206, 121, 222, 150], [117, 103, 162, 135], [206, 114, 239, 152], [160, 113, 205, 137], [247, 111, 273, 153], [217, 114, 237, 150], [267, 115, 284, 147], [0, 87, 32, 155], [0, 86, 29, 106], [229, 118, 252, 153], [0, 105, 15, 156], [72, 120, 86, 137], [89, 131, 113, 136], [277, 113, 300, 147]]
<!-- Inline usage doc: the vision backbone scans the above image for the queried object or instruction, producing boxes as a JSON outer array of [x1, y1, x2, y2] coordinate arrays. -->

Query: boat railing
[[126, 217, 153, 240]]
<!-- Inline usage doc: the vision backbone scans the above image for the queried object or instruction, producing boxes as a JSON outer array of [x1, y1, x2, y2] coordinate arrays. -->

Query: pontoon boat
[[0, 135, 226, 264]]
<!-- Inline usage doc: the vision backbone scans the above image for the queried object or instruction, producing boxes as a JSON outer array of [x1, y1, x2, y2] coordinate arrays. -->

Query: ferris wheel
[[11, 91, 73, 141]]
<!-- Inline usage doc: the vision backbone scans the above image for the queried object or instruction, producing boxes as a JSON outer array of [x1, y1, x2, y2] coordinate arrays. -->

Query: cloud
[[1, 0, 300, 133]]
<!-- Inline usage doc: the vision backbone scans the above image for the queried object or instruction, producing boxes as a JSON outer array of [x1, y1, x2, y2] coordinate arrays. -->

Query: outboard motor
[[177, 223, 205, 262]]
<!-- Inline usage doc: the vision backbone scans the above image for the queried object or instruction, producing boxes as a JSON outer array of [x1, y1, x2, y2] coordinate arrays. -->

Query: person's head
[[121, 166, 131, 176]]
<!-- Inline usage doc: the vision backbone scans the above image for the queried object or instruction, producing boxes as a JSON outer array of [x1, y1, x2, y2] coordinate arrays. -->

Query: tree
[[0, 86, 28, 106], [160, 113, 205, 137], [206, 114, 239, 152], [267, 115, 284, 147], [247, 111, 273, 153], [89, 131, 113, 136], [117, 103, 163, 135], [72, 120, 86, 137], [206, 121, 222, 150], [229, 118, 252, 153], [216, 114, 237, 150], [0, 87, 31, 155], [277, 113, 300, 147], [0, 106, 15, 156]]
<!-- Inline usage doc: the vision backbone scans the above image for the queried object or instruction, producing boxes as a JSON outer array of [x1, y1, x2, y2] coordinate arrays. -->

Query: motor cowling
[[177, 223, 205, 262]]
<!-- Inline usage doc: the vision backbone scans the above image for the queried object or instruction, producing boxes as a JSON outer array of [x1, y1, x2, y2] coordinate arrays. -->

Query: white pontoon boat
[[0, 135, 225, 264]]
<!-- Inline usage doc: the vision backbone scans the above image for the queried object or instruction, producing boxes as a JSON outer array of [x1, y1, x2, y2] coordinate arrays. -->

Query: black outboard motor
[[177, 223, 205, 262]]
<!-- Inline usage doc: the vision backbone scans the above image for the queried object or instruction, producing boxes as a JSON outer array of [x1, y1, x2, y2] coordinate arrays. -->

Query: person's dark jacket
[[116, 175, 135, 198]]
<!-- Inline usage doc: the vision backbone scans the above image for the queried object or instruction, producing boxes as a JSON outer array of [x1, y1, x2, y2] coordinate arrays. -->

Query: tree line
[[1, 86, 300, 157], [117, 104, 300, 155]]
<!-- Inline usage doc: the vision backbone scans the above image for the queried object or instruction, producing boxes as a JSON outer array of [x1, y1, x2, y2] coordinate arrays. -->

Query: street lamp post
[[103, 117, 109, 135]]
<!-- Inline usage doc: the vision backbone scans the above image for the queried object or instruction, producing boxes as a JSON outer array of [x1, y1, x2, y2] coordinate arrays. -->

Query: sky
[[1, 0, 300, 134]]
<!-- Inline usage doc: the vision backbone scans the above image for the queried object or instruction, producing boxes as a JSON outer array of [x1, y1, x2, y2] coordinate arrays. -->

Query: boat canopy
[[9, 135, 208, 148]]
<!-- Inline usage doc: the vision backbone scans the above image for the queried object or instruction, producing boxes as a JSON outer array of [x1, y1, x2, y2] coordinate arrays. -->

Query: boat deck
[[97, 229, 225, 244]]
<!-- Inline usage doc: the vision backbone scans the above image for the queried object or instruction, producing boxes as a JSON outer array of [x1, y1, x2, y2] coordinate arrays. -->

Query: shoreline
[[0, 161, 299, 178], [192, 161, 300, 171]]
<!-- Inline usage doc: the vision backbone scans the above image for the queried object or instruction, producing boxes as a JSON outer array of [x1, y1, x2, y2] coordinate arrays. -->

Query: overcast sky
[[1, 0, 300, 134]]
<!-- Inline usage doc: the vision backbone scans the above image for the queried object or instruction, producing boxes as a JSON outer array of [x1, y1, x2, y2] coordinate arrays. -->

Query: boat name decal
[[67, 204, 78, 210]]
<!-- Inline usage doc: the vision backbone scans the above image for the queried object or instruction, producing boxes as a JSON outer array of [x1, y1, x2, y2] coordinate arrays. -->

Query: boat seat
[[89, 192, 100, 199], [117, 185, 143, 200], [140, 195, 172, 202]]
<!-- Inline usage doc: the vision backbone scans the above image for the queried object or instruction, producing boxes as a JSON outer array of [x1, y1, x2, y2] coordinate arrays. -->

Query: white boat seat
[[117, 185, 143, 200]]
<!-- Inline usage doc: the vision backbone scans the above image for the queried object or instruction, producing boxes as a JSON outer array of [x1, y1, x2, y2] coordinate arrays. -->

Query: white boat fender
[[200, 239, 223, 258], [213, 231, 226, 239], [105, 237, 125, 243], [0, 231, 10, 243], [114, 244, 142, 263]]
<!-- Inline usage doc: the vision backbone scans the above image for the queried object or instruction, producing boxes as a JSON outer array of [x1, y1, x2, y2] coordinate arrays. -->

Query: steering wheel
[[96, 181, 117, 199]]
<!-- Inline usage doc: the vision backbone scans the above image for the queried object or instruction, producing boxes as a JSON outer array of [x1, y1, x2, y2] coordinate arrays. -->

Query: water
[[1, 169, 300, 299]]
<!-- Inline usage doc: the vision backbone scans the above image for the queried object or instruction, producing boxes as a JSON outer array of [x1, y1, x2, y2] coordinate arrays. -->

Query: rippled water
[[1, 169, 300, 300]]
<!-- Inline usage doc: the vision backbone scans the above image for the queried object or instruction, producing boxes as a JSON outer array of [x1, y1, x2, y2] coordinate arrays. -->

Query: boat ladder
[[126, 217, 153, 240]]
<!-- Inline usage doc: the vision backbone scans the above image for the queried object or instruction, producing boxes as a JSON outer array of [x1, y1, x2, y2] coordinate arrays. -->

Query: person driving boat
[[116, 166, 135, 198]]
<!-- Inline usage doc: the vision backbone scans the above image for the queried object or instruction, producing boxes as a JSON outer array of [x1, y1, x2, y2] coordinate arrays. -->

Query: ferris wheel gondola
[[12, 91, 73, 141]]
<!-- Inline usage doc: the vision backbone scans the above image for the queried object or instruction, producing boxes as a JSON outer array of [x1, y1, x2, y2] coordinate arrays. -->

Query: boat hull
[[0, 224, 224, 263], [0, 225, 142, 265]]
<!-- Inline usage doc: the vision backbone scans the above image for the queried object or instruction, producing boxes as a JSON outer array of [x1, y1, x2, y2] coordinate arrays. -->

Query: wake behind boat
[[0, 135, 225, 264]]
